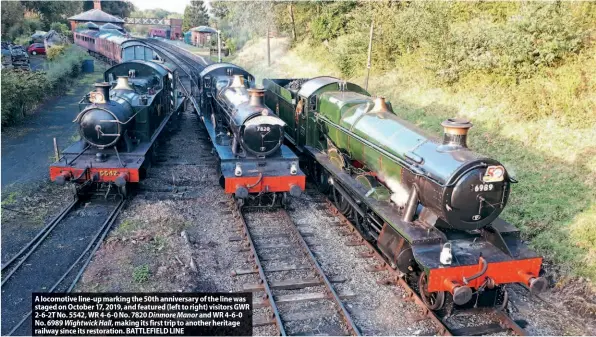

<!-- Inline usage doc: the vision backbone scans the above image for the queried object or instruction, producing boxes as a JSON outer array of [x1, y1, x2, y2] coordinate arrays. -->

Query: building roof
[[84, 22, 100, 29], [100, 23, 123, 30], [68, 9, 124, 23]]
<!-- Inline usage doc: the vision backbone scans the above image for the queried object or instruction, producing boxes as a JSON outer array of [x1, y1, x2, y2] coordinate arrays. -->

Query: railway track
[[230, 201, 360, 336], [0, 195, 125, 336]]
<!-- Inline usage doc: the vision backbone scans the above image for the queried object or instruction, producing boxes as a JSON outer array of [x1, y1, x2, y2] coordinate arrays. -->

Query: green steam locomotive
[[264, 76, 546, 311]]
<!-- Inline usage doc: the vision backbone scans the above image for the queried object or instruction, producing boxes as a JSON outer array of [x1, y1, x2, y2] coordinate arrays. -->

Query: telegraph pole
[[266, 26, 271, 67], [364, 20, 373, 91], [217, 30, 222, 62]]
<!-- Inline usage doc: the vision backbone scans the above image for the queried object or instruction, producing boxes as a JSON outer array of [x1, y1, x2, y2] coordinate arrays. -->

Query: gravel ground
[[287, 188, 438, 336], [77, 109, 230, 294]]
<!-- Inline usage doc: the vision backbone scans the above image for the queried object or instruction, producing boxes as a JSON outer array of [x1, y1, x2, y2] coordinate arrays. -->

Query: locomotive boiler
[[216, 75, 286, 157], [50, 59, 184, 195], [264, 76, 546, 310], [198, 63, 305, 206]]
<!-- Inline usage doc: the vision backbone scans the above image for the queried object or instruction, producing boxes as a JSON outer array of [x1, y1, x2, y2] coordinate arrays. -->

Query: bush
[[1, 70, 49, 126], [50, 22, 69, 34], [46, 44, 67, 61], [1, 45, 88, 127]]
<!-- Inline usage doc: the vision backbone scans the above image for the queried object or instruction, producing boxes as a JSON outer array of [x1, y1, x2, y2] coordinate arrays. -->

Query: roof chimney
[[93, 0, 101, 10], [248, 88, 265, 107], [441, 118, 473, 148], [92, 82, 110, 103]]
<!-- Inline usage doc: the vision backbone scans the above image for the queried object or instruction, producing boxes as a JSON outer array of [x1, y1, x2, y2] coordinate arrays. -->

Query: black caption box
[[32, 293, 252, 336]]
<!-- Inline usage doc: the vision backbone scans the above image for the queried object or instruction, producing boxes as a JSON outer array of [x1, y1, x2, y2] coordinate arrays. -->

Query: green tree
[[50, 22, 69, 34], [182, 1, 209, 32], [21, 1, 83, 29], [1, 1, 25, 39], [83, 0, 135, 18]]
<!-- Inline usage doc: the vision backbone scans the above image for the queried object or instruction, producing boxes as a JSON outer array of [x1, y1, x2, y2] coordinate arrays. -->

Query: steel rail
[[6, 197, 126, 336], [1, 198, 80, 284], [231, 198, 286, 335], [326, 199, 528, 336], [233, 197, 361, 336], [279, 210, 362, 336]]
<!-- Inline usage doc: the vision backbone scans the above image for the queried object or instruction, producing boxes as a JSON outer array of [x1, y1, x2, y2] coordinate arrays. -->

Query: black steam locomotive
[[264, 77, 546, 310], [50, 59, 184, 195], [198, 63, 305, 206]]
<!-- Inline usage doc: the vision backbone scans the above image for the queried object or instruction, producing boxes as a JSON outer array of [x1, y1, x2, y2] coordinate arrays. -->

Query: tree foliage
[[182, 1, 209, 32], [83, 0, 135, 18], [225, 1, 594, 82], [1, 1, 26, 39], [22, 1, 83, 28]]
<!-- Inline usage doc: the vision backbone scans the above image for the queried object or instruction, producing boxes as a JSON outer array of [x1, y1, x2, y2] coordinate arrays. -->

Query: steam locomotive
[[49, 59, 184, 195], [198, 63, 305, 206], [264, 77, 546, 310]]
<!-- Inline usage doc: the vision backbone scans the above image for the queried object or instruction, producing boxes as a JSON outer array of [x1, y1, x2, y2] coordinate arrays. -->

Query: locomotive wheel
[[497, 288, 509, 311], [418, 272, 445, 311], [118, 185, 128, 198], [332, 186, 351, 215], [281, 193, 289, 208]]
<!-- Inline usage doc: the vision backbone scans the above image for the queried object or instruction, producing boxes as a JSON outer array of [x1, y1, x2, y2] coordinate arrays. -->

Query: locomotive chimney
[[93, 82, 110, 103], [114, 76, 134, 91], [230, 74, 245, 88], [441, 118, 473, 148], [248, 88, 265, 107], [370, 96, 391, 113]]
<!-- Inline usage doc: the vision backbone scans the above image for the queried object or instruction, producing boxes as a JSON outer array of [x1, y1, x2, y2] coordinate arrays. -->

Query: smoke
[[380, 174, 410, 208]]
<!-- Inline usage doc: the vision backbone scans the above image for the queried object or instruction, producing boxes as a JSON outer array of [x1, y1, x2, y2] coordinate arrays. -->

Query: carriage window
[[204, 75, 211, 88]]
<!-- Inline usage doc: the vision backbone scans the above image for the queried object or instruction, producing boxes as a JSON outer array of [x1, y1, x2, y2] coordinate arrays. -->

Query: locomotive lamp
[[235, 162, 243, 177], [440, 242, 452, 265], [290, 162, 298, 175]]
